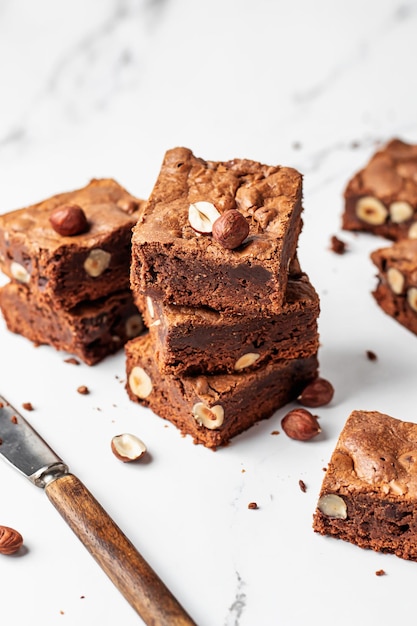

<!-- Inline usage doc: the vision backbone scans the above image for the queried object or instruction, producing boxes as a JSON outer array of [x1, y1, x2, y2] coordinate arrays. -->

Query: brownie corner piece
[[130, 147, 303, 314], [313, 409, 417, 562], [343, 138, 417, 241]]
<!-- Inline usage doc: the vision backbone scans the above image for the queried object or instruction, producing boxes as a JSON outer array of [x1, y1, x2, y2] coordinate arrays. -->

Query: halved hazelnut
[[356, 196, 388, 225], [188, 201, 221, 233], [408, 222, 417, 239], [125, 315, 143, 339], [317, 494, 347, 519], [129, 366, 153, 398], [83, 249, 111, 277], [407, 287, 417, 312], [389, 200, 413, 223], [111, 433, 147, 462], [10, 261, 30, 283], [387, 267, 405, 294], [234, 352, 261, 371], [192, 402, 224, 429]]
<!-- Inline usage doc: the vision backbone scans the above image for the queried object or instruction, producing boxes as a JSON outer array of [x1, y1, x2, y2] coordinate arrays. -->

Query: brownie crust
[[131, 147, 303, 314], [125, 333, 318, 449], [313, 410, 417, 561], [0, 178, 144, 309], [0, 281, 143, 365], [343, 139, 417, 241]]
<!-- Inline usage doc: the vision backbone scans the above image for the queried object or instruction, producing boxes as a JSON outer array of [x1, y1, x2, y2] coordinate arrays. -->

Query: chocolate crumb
[[375, 569, 386, 576], [248, 502, 258, 510], [0, 402, 3, 408], [77, 385, 89, 395], [11, 415, 18, 424], [366, 350, 378, 361], [22, 402, 34, 411], [270, 430, 280, 436], [330, 235, 347, 254], [0, 438, 3, 445], [64, 357, 80, 365], [299, 479, 307, 492]]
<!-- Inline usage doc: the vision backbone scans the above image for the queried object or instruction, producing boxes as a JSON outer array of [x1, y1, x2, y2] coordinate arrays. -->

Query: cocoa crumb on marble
[[10, 415, 18, 424], [366, 350, 378, 361], [64, 357, 80, 365], [22, 402, 34, 411], [270, 430, 280, 436], [248, 502, 258, 510], [77, 385, 89, 395], [299, 479, 307, 492], [330, 235, 348, 254], [375, 569, 386, 576]]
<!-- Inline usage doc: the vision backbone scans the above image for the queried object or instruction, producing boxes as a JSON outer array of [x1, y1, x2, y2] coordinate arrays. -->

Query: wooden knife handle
[[45, 473, 197, 626]]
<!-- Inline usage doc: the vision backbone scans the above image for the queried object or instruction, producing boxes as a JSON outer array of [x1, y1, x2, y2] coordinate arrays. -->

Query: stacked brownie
[[343, 138, 417, 336], [126, 147, 320, 449], [0, 178, 145, 364]]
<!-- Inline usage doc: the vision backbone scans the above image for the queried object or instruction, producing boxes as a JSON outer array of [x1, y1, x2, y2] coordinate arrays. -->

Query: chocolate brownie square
[[141, 273, 320, 376], [0, 178, 144, 310], [343, 139, 417, 241], [0, 281, 143, 365], [130, 147, 303, 314], [313, 409, 417, 561], [371, 238, 417, 335], [125, 332, 318, 449]]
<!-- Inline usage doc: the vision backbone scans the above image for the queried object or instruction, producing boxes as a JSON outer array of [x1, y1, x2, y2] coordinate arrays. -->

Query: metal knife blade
[[0, 395, 196, 626]]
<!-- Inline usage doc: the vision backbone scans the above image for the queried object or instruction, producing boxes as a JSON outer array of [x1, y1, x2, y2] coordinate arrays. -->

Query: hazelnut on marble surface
[[0, 525, 23, 555], [188, 201, 221, 233], [355, 196, 388, 225], [111, 433, 147, 462], [212, 209, 249, 249], [298, 378, 334, 408], [49, 204, 88, 236], [281, 408, 321, 441]]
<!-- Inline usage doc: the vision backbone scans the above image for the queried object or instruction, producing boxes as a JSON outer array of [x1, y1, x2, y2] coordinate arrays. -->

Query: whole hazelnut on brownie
[[212, 209, 250, 249], [49, 204, 88, 236]]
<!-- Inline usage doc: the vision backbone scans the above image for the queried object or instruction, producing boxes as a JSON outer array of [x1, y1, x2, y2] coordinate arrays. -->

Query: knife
[[0, 394, 196, 626]]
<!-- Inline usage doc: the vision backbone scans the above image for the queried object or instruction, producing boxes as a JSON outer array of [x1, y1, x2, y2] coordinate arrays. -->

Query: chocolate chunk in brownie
[[343, 139, 417, 241], [131, 147, 303, 314], [0, 281, 143, 365], [313, 409, 417, 562], [140, 273, 320, 376], [0, 178, 144, 309], [125, 332, 318, 449], [371, 238, 417, 335]]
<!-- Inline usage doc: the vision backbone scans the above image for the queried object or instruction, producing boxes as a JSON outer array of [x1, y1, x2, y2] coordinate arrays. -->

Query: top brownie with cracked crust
[[0, 178, 144, 310], [343, 138, 417, 241], [131, 147, 304, 314]]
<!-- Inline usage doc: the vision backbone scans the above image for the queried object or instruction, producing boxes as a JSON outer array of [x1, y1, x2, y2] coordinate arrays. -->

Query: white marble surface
[[1, 0, 417, 624]]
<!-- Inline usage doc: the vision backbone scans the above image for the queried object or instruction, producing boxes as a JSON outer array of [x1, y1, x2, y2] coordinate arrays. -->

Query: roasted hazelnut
[[281, 408, 321, 441], [111, 433, 147, 462], [212, 209, 249, 249], [0, 525, 23, 555], [49, 204, 88, 236], [298, 378, 334, 408]]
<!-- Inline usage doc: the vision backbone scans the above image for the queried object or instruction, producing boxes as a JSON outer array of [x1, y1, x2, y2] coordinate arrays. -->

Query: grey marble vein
[[224, 571, 246, 626]]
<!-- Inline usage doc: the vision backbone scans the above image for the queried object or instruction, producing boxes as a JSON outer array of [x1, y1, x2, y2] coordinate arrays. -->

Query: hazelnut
[[83, 249, 111, 277], [116, 198, 139, 214], [389, 200, 413, 223], [10, 261, 30, 284], [129, 366, 153, 399], [317, 494, 347, 519], [387, 267, 405, 294], [188, 201, 221, 234], [192, 402, 224, 429], [355, 196, 388, 225], [212, 209, 250, 249], [234, 352, 261, 371], [0, 525, 23, 555], [49, 204, 88, 236], [111, 433, 147, 462], [409, 222, 417, 239], [281, 408, 321, 441], [298, 378, 334, 408], [125, 314, 143, 339], [407, 287, 417, 312]]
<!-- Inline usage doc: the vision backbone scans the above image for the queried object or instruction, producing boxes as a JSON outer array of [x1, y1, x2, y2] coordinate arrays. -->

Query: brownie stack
[[126, 147, 320, 449], [0, 178, 145, 364]]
